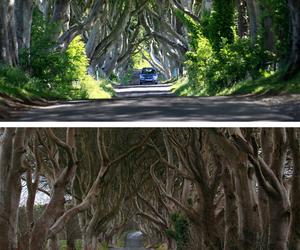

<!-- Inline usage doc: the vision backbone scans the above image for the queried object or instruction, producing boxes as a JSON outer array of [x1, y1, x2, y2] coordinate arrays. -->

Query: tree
[[0, 128, 29, 249]]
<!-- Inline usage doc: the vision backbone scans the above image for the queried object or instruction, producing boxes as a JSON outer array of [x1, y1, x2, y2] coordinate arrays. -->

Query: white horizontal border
[[1, 122, 300, 128]]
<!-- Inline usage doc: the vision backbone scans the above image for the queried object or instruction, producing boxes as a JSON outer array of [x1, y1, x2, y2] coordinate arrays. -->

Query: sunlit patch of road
[[114, 84, 174, 98]]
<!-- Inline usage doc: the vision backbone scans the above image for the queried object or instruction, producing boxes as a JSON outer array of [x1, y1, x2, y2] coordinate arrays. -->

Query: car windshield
[[142, 68, 156, 74]]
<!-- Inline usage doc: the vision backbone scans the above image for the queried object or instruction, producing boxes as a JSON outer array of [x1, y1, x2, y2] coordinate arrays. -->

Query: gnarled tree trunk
[[222, 166, 239, 250], [285, 0, 300, 78], [0, 128, 27, 250], [0, 0, 19, 65], [15, 0, 33, 50], [287, 128, 300, 250]]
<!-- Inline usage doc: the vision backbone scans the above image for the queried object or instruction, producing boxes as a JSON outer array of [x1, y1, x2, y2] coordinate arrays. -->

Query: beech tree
[[1, 0, 299, 84], [0, 128, 299, 250], [0, 128, 30, 249]]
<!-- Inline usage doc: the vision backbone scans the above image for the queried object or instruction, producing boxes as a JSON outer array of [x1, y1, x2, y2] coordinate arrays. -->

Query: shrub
[[0, 66, 29, 87], [165, 213, 190, 250], [20, 8, 89, 99], [204, 38, 268, 93], [207, 0, 235, 51], [177, 11, 273, 95]]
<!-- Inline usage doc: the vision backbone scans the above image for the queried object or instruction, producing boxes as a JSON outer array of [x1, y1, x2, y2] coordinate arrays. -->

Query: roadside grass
[[59, 240, 82, 250], [59, 240, 110, 250], [155, 243, 168, 250], [0, 66, 115, 102], [80, 76, 115, 99], [171, 77, 189, 96], [218, 72, 300, 96], [172, 72, 300, 96]]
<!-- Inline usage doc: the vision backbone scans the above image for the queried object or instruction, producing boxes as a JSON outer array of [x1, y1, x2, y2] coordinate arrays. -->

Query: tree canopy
[[0, 128, 299, 250], [0, 0, 299, 98]]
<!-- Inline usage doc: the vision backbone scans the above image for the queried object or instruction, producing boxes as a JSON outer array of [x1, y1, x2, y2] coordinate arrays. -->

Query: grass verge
[[0, 67, 115, 102], [172, 73, 300, 96]]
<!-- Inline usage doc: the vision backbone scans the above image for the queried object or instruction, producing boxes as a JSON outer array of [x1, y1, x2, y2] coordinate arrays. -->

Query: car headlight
[[140, 76, 145, 80], [153, 75, 158, 80]]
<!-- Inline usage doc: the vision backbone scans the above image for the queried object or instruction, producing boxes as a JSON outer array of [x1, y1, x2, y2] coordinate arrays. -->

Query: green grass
[[171, 77, 190, 95], [59, 240, 110, 250], [218, 72, 300, 95], [154, 243, 168, 250], [172, 72, 300, 96], [59, 240, 83, 250], [81, 76, 115, 99], [0, 66, 115, 101], [0, 76, 51, 100]]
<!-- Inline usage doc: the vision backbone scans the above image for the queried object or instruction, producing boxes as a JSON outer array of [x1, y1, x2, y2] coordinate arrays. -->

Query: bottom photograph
[[0, 128, 299, 250]]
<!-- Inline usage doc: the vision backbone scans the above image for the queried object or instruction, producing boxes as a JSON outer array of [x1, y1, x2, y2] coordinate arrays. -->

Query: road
[[8, 84, 299, 122], [110, 231, 146, 250]]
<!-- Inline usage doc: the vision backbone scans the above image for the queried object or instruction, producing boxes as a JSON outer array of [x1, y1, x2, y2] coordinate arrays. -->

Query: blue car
[[139, 68, 158, 85]]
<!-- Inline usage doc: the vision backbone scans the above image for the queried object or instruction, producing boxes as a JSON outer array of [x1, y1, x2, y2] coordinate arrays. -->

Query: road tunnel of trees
[[0, 128, 299, 250], [0, 0, 300, 99]]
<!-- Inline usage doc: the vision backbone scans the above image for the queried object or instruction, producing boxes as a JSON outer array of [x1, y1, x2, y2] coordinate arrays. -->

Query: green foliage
[[218, 71, 300, 95], [21, 8, 89, 99], [258, 0, 290, 62], [156, 243, 168, 250], [176, 10, 272, 96], [81, 76, 115, 99], [59, 240, 82, 250], [109, 73, 119, 82], [0, 65, 29, 87], [166, 213, 190, 250], [131, 49, 151, 69], [173, 71, 300, 96], [185, 32, 213, 94], [207, 0, 235, 51], [12, 7, 113, 100], [204, 38, 269, 93], [0, 65, 44, 99]]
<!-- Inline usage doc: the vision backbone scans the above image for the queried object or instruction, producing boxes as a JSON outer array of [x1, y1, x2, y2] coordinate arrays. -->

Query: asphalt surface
[[110, 231, 146, 250], [8, 84, 299, 122]]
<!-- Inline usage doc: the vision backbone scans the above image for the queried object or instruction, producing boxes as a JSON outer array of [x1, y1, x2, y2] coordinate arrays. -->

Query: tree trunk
[[263, 15, 276, 52], [0, 129, 27, 250], [67, 239, 76, 250], [258, 129, 273, 248], [48, 235, 60, 250], [268, 198, 290, 250], [258, 129, 290, 250], [201, 190, 221, 250], [287, 129, 300, 250], [66, 205, 79, 250], [222, 166, 239, 250], [0, 0, 18, 65], [14, 0, 33, 50], [285, 0, 300, 78], [245, 0, 259, 41], [51, 0, 71, 40], [82, 233, 98, 250], [234, 162, 260, 250], [236, 0, 248, 38], [29, 182, 66, 250]]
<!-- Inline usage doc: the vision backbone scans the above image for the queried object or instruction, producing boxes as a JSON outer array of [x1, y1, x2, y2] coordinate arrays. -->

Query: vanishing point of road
[[9, 84, 300, 121]]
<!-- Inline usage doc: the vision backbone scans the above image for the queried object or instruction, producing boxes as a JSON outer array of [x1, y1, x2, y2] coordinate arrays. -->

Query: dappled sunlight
[[10, 95, 295, 122]]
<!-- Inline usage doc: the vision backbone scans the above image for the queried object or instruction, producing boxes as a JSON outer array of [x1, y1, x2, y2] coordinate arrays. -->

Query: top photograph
[[0, 0, 299, 122]]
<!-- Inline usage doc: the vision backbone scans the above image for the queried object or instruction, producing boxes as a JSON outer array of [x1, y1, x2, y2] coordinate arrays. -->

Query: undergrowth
[[172, 72, 300, 96]]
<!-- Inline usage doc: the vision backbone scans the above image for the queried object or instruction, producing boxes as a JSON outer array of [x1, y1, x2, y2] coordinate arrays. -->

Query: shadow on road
[[9, 95, 296, 121]]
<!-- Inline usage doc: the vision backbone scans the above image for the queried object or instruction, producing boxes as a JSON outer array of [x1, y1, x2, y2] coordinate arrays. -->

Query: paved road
[[8, 84, 299, 122], [115, 83, 174, 98], [110, 231, 146, 250]]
